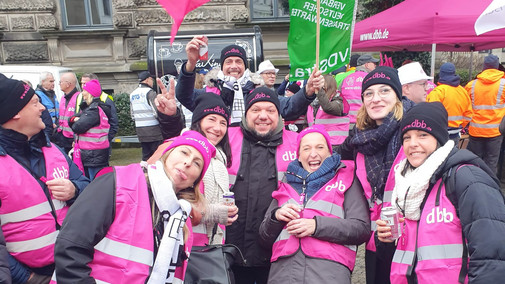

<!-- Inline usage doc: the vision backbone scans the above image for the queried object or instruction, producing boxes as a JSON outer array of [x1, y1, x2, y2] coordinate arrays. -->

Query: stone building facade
[[0, 0, 291, 93]]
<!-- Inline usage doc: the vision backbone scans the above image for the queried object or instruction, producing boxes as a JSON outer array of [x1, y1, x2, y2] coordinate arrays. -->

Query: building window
[[61, 0, 113, 29], [250, 0, 289, 20]]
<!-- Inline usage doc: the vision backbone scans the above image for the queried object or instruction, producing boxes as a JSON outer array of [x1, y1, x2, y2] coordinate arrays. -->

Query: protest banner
[[288, 0, 357, 80]]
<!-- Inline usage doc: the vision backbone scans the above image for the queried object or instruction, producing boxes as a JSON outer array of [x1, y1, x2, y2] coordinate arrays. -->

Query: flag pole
[[315, 0, 320, 71]]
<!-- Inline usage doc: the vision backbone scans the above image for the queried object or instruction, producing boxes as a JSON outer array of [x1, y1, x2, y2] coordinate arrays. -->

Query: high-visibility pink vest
[[355, 149, 405, 252], [192, 181, 226, 246], [341, 71, 366, 124], [0, 144, 69, 267], [390, 179, 467, 284], [227, 127, 298, 187], [75, 106, 110, 150], [284, 115, 306, 126], [87, 164, 154, 283], [58, 92, 79, 138], [271, 161, 357, 270], [306, 105, 350, 145]]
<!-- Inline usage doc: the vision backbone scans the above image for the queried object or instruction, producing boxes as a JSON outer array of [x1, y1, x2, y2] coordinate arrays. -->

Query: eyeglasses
[[262, 72, 276, 77], [362, 87, 394, 101], [411, 81, 428, 89]]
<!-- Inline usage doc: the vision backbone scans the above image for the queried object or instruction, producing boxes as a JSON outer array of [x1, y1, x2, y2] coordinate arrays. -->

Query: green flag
[[288, 0, 357, 80]]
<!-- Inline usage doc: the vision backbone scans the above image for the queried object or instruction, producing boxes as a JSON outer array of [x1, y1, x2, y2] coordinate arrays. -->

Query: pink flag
[[156, 0, 211, 44]]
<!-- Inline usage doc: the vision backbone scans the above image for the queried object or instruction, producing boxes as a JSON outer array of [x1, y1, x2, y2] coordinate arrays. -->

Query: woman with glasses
[[337, 66, 415, 284], [376, 102, 505, 283]]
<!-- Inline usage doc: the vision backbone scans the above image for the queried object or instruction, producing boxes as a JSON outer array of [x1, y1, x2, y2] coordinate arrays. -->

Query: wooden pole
[[315, 0, 320, 71]]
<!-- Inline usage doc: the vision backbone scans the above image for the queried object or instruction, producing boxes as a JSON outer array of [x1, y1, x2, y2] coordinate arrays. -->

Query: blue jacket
[[176, 62, 315, 121], [35, 87, 59, 124], [0, 127, 90, 284]]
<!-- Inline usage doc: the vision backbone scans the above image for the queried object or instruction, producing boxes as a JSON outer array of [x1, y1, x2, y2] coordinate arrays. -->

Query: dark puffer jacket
[[70, 98, 112, 167]]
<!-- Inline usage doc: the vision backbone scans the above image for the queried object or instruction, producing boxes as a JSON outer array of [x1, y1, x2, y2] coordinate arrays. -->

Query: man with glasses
[[257, 60, 279, 90], [398, 62, 433, 104]]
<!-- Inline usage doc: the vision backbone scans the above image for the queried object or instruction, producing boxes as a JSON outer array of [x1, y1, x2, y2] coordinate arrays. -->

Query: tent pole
[[469, 51, 474, 80], [431, 43, 436, 77]]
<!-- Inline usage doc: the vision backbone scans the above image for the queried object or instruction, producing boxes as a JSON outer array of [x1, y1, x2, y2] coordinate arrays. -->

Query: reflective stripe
[[275, 229, 291, 242], [60, 126, 72, 132], [94, 237, 153, 266], [349, 110, 358, 115], [346, 245, 357, 251], [463, 116, 472, 121], [278, 171, 286, 181], [229, 174, 236, 184], [417, 244, 463, 261], [78, 136, 109, 143], [59, 115, 71, 120], [347, 99, 362, 104], [305, 199, 344, 218], [134, 117, 160, 122], [470, 80, 477, 105], [383, 190, 393, 203], [192, 225, 206, 234], [472, 103, 505, 110], [315, 118, 349, 124], [393, 249, 415, 265], [371, 221, 377, 231], [87, 128, 110, 134], [448, 115, 464, 121], [6, 231, 58, 253], [1, 200, 64, 225], [497, 79, 505, 104], [469, 122, 500, 128], [133, 109, 156, 115], [327, 130, 349, 136]]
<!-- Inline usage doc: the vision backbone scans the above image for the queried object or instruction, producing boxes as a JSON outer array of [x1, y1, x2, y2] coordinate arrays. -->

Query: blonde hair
[[151, 149, 205, 241], [355, 99, 404, 130]]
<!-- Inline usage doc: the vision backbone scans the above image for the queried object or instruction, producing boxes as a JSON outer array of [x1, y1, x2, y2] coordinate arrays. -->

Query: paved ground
[[351, 245, 366, 284]]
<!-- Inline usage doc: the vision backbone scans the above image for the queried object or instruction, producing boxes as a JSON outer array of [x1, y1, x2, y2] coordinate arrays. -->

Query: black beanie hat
[[220, 45, 247, 69], [191, 93, 230, 125], [0, 74, 36, 124], [286, 82, 301, 94], [361, 66, 402, 101], [245, 86, 280, 113], [400, 102, 449, 145]]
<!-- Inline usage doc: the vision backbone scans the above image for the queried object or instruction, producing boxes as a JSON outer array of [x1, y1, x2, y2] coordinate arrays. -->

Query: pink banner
[[156, 0, 211, 44]]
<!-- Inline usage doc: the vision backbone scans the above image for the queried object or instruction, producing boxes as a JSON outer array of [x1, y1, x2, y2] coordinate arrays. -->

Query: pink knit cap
[[162, 130, 216, 177], [296, 124, 332, 156], [83, 79, 102, 97]]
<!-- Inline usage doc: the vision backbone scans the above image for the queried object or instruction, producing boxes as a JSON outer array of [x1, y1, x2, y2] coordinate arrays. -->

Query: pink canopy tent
[[352, 0, 505, 52]]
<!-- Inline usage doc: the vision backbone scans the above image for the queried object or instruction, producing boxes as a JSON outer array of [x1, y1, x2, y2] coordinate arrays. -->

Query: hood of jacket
[[476, 69, 505, 85]]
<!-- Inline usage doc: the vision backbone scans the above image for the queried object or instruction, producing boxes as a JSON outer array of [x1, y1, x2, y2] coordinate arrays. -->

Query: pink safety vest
[[0, 144, 69, 267], [75, 106, 110, 150], [390, 179, 467, 284], [58, 92, 79, 138], [284, 115, 306, 126], [84, 164, 192, 283], [306, 105, 350, 145], [192, 181, 226, 246], [355, 149, 405, 252], [341, 71, 366, 124], [227, 127, 298, 187], [271, 161, 357, 270]]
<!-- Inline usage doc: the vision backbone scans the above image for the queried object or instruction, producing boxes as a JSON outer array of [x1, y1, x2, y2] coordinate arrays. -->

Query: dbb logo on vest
[[325, 180, 346, 192], [282, 151, 297, 161], [52, 166, 69, 179], [426, 207, 454, 224]]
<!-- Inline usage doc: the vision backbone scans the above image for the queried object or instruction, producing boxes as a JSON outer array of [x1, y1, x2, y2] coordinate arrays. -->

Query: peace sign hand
[[155, 78, 178, 116]]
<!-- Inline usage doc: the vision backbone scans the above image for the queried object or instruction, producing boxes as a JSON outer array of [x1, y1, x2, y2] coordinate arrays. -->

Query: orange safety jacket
[[427, 83, 473, 129], [465, 69, 505, 138]]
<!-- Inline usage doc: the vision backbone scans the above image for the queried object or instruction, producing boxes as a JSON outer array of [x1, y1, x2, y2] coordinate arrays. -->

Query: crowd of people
[[1, 34, 505, 284]]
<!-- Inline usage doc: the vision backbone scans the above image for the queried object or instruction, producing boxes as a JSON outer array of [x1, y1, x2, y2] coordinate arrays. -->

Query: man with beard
[[226, 81, 324, 283], [176, 36, 320, 126]]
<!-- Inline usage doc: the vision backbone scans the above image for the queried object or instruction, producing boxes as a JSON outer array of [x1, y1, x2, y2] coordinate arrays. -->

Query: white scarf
[[218, 69, 251, 124], [147, 161, 192, 284], [391, 140, 454, 220]]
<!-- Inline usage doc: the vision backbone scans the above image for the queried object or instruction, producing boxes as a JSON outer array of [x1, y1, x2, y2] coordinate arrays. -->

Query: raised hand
[[305, 68, 325, 96], [185, 35, 208, 73], [155, 77, 177, 116]]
